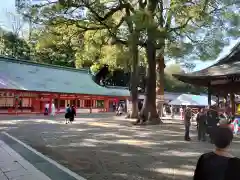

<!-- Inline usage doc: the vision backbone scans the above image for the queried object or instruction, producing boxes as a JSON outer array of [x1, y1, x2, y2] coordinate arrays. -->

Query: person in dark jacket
[[196, 108, 207, 141], [65, 104, 71, 124], [69, 105, 76, 123], [184, 107, 192, 141], [206, 106, 219, 143], [194, 127, 240, 180]]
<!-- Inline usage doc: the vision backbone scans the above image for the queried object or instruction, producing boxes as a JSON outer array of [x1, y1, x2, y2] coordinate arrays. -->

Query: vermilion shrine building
[[0, 57, 130, 114]]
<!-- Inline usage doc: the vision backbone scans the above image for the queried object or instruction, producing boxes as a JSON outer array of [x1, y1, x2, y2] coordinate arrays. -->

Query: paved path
[[0, 140, 51, 180]]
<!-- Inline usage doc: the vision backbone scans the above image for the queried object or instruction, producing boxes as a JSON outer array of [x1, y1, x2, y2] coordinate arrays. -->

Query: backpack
[[66, 107, 71, 114]]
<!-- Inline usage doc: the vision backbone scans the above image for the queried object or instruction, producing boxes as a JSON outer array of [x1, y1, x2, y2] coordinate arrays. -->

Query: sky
[[0, 0, 15, 30], [0, 0, 239, 71]]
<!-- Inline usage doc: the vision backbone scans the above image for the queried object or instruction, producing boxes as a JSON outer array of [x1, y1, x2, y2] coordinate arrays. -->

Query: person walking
[[65, 104, 71, 124], [170, 105, 174, 118], [180, 106, 183, 120], [44, 103, 49, 115], [206, 106, 219, 143], [193, 127, 240, 180], [196, 108, 207, 141], [69, 105, 76, 124], [51, 102, 56, 116], [184, 107, 192, 141]]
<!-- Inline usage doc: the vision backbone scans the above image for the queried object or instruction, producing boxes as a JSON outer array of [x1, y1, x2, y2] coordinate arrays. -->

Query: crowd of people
[[183, 106, 234, 142], [187, 106, 240, 179]]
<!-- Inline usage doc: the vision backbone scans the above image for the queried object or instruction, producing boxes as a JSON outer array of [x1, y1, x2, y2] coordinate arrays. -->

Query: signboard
[[40, 97, 50, 102], [0, 91, 14, 97], [59, 94, 76, 99], [17, 92, 38, 97], [0, 91, 38, 97]]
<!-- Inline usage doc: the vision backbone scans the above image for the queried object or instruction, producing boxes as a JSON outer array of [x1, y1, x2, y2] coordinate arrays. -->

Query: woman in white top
[[51, 103, 56, 116]]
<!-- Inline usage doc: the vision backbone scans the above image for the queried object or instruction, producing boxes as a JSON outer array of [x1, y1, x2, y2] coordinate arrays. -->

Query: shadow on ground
[[0, 115, 240, 180]]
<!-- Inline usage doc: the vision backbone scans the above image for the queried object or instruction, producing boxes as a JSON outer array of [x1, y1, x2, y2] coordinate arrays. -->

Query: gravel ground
[[1, 114, 240, 180]]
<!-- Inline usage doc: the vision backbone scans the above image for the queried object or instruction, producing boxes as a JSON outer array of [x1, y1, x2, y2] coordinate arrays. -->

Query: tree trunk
[[156, 54, 165, 119], [140, 29, 160, 124], [129, 32, 139, 119]]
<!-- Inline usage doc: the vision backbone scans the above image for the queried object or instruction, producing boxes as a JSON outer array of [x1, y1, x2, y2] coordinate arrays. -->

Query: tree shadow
[[1, 116, 240, 180]]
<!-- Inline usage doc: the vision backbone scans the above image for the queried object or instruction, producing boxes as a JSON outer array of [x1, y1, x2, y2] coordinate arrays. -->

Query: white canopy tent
[[169, 94, 216, 106]]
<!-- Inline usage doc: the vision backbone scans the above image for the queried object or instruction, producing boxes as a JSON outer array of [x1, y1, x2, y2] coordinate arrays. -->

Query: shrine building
[[173, 41, 240, 114], [0, 56, 130, 114]]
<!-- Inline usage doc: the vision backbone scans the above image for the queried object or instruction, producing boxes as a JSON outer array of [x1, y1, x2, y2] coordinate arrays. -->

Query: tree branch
[[158, 0, 164, 28], [83, 1, 130, 22], [169, 17, 192, 32], [165, 1, 173, 30]]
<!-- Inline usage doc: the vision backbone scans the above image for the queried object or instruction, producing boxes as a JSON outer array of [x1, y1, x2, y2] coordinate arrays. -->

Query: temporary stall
[[169, 94, 216, 106]]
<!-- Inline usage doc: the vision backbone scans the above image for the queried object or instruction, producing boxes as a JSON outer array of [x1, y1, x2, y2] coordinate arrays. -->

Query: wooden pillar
[[116, 97, 120, 106], [224, 95, 227, 108], [104, 98, 109, 112], [57, 95, 60, 112], [230, 93, 235, 115], [216, 95, 220, 107], [75, 97, 78, 108], [49, 95, 53, 115], [92, 100, 96, 108], [14, 95, 18, 115], [90, 97, 92, 113], [80, 99, 84, 108], [208, 84, 212, 107], [20, 97, 23, 113]]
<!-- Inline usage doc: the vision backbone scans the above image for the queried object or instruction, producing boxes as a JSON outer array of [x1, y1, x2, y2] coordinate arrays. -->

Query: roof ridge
[[0, 55, 89, 73], [214, 40, 240, 66]]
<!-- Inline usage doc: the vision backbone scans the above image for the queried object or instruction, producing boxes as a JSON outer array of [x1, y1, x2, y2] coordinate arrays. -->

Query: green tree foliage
[[16, 0, 240, 122], [17, 0, 240, 67], [75, 29, 131, 70], [0, 27, 30, 59], [31, 24, 82, 67], [164, 64, 206, 93]]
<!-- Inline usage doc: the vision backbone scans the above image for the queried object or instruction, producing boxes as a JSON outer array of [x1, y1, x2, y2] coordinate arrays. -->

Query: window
[[0, 97, 14, 107], [84, 100, 93, 108], [22, 98, 31, 107], [96, 100, 104, 108], [6, 98, 14, 107]]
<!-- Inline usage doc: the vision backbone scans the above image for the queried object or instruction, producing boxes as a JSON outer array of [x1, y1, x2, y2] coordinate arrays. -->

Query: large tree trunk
[[140, 30, 160, 124], [156, 54, 165, 119], [129, 32, 139, 119]]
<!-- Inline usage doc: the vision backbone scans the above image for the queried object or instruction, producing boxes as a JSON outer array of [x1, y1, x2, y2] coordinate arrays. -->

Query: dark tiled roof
[[0, 56, 130, 97], [173, 41, 240, 79]]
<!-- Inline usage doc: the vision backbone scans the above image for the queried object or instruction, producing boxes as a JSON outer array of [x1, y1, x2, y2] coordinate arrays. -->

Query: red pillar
[[49, 95, 53, 115], [116, 97, 120, 106], [104, 98, 109, 112], [90, 97, 92, 113], [57, 95, 60, 113]]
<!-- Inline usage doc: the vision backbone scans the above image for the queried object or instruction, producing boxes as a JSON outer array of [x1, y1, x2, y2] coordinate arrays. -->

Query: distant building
[[0, 56, 129, 114]]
